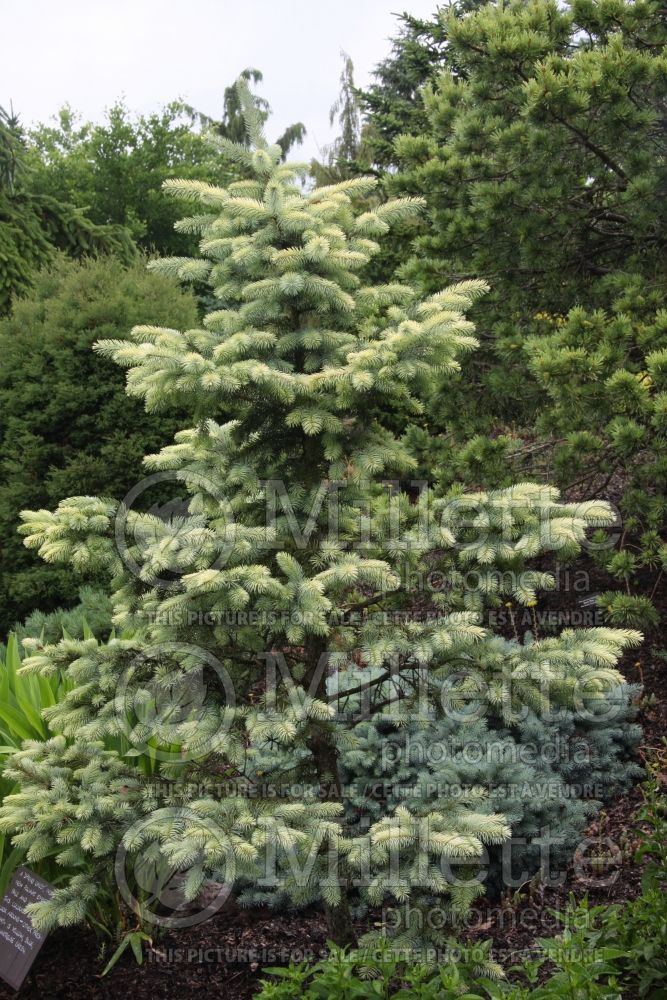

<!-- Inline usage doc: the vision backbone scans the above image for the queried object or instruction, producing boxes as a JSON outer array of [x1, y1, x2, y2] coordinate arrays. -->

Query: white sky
[[2, 0, 440, 160]]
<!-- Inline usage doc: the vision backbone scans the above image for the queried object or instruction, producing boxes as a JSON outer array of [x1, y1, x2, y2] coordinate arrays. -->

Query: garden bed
[[2, 619, 663, 1000]]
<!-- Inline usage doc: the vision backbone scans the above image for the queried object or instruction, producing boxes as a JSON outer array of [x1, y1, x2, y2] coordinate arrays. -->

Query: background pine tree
[[360, 0, 667, 624]]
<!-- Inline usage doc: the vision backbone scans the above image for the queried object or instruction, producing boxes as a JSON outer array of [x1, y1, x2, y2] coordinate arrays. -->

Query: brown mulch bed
[[1, 905, 331, 1000]]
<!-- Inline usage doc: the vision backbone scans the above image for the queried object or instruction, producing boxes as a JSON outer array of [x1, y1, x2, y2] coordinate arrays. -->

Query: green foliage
[[597, 592, 659, 631], [362, 0, 667, 621], [0, 104, 54, 313], [15, 586, 114, 645], [355, 1, 490, 283], [27, 70, 305, 258], [0, 632, 73, 746], [397, 0, 667, 309], [26, 101, 237, 257], [257, 938, 503, 1000], [358, 13, 448, 173], [600, 762, 667, 996], [0, 632, 75, 896], [508, 766, 667, 999], [503, 903, 631, 1000], [0, 254, 198, 632], [0, 105, 135, 316], [523, 292, 667, 626], [100, 929, 151, 976], [0, 625, 178, 931]]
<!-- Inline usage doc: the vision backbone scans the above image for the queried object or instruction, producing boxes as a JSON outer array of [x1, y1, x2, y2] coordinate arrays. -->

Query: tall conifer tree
[[0, 83, 639, 946]]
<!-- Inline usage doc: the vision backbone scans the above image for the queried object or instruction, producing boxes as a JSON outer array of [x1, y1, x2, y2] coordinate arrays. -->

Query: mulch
[[0, 904, 330, 1000]]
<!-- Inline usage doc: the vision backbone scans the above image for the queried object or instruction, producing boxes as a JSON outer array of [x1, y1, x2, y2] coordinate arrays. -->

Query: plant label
[[0, 867, 53, 991]]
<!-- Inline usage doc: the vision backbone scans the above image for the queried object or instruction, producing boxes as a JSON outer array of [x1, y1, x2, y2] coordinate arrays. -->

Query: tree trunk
[[324, 897, 357, 948], [304, 635, 358, 948]]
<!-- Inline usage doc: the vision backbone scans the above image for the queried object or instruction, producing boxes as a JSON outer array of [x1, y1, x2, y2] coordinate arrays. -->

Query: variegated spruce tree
[[0, 85, 639, 947]]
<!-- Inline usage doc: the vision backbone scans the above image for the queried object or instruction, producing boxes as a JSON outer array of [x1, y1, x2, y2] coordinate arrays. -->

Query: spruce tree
[[0, 83, 640, 948]]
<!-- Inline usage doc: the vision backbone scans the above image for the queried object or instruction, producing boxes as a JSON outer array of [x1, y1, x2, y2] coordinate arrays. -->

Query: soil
[[1, 906, 330, 1000], [0, 548, 665, 1000]]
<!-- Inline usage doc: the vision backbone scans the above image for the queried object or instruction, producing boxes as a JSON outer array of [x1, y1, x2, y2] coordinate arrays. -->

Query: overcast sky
[[3, 0, 441, 160]]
